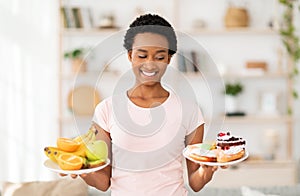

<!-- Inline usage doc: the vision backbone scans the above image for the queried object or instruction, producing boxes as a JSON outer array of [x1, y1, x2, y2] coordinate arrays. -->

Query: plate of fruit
[[44, 127, 110, 175]]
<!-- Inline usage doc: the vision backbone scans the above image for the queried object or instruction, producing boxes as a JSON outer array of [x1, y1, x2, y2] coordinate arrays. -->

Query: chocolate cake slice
[[216, 132, 246, 150]]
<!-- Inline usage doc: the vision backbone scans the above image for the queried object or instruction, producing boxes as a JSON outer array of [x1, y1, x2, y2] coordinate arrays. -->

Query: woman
[[71, 14, 218, 195]]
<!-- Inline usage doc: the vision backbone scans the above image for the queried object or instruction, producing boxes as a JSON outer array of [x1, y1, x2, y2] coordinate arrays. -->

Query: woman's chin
[[137, 79, 160, 87]]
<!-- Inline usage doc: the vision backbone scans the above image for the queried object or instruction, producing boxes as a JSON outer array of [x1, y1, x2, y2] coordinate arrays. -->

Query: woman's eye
[[138, 55, 147, 58], [156, 56, 165, 60]]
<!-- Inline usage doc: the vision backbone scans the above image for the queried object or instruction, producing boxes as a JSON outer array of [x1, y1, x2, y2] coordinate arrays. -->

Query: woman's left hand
[[198, 164, 218, 184]]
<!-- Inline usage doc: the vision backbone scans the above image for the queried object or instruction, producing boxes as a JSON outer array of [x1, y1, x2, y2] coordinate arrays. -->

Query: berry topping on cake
[[216, 131, 246, 153]]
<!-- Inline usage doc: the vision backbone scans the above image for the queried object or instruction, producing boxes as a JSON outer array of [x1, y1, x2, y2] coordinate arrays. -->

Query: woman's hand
[[197, 164, 218, 185], [220, 165, 229, 169], [59, 172, 98, 189], [196, 164, 229, 187], [59, 167, 111, 192], [56, 123, 112, 192], [59, 173, 80, 179]]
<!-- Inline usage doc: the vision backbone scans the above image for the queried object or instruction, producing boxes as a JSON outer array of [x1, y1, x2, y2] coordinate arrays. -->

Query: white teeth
[[142, 71, 156, 77]]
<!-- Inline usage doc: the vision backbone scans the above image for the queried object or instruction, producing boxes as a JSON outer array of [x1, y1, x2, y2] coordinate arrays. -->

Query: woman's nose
[[143, 60, 157, 69]]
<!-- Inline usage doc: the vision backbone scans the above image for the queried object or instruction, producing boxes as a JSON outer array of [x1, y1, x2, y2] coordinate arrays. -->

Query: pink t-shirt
[[92, 90, 204, 196]]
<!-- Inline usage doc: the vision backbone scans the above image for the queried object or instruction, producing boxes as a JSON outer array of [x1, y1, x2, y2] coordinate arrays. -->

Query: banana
[[44, 147, 70, 163], [71, 144, 87, 157], [44, 127, 97, 162], [73, 127, 96, 144], [89, 132, 96, 143], [71, 128, 96, 157], [81, 157, 89, 169], [86, 129, 96, 143], [73, 130, 90, 143]]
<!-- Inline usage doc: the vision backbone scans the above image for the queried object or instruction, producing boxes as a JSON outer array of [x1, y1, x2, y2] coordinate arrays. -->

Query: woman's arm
[[73, 123, 112, 191], [185, 124, 218, 192]]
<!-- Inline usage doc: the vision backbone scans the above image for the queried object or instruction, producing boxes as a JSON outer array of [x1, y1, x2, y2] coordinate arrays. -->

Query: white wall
[[62, 1, 300, 160]]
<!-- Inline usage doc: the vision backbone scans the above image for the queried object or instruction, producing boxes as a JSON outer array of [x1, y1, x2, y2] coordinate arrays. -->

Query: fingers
[[59, 173, 78, 179], [221, 165, 229, 169], [198, 164, 218, 183], [59, 171, 95, 179], [80, 173, 87, 178], [212, 166, 218, 172], [200, 164, 218, 172], [200, 164, 228, 170], [70, 174, 78, 179]]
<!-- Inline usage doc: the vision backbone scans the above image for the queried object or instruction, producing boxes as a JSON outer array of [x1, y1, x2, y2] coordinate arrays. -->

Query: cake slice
[[216, 131, 246, 162]]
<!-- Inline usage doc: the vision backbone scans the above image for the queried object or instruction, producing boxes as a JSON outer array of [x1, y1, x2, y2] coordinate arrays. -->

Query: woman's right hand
[[59, 172, 102, 189], [59, 173, 78, 179], [57, 123, 112, 191]]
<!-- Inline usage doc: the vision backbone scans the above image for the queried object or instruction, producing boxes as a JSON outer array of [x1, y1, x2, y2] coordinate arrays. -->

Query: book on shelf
[[61, 6, 94, 29], [61, 7, 76, 28], [80, 7, 94, 29], [72, 7, 83, 28], [177, 50, 201, 73], [60, 7, 68, 28]]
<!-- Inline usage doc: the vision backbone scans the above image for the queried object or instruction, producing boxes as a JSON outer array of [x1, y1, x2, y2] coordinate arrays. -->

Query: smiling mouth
[[141, 70, 157, 77]]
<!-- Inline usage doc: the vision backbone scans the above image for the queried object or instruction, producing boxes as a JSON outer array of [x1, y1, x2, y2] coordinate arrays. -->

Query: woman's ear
[[127, 50, 132, 62]]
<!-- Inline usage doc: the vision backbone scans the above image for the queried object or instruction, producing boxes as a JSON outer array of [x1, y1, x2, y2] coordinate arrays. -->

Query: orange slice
[[57, 153, 83, 170], [57, 137, 80, 152]]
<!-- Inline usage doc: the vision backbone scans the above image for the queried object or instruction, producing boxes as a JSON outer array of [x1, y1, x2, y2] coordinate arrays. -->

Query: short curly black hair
[[123, 14, 177, 55]]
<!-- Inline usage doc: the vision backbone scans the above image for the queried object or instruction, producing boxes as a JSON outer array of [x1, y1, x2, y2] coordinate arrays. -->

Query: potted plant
[[64, 48, 88, 73], [224, 82, 243, 114]]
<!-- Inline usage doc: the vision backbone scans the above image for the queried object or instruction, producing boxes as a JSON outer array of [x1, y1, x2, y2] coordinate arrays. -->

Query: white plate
[[44, 159, 110, 175], [183, 146, 249, 166]]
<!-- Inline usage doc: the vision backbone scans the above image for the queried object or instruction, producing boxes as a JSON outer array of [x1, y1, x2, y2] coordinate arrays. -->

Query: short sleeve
[[92, 98, 111, 133], [185, 104, 205, 136]]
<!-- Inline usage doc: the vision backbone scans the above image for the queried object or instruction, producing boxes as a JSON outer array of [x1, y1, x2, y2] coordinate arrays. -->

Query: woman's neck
[[128, 83, 168, 99], [127, 83, 169, 108]]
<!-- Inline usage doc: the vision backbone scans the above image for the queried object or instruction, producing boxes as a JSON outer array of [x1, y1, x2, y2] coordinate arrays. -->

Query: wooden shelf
[[60, 71, 98, 80], [59, 116, 92, 123], [181, 72, 289, 79], [222, 115, 293, 124], [63, 27, 278, 36], [221, 72, 289, 79], [60, 70, 121, 80], [242, 159, 295, 165], [62, 28, 120, 36], [58, 2, 296, 174], [206, 115, 295, 124], [209, 159, 297, 187], [182, 27, 278, 36]]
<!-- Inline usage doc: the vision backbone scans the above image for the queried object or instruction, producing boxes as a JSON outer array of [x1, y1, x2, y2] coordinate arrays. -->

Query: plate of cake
[[183, 131, 249, 166]]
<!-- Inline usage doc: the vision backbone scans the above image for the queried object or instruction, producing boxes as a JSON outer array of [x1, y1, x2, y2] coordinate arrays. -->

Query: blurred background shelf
[[58, 0, 299, 187], [184, 27, 278, 36], [62, 28, 120, 36], [181, 72, 289, 79], [63, 27, 278, 36], [223, 115, 294, 124], [209, 160, 297, 188]]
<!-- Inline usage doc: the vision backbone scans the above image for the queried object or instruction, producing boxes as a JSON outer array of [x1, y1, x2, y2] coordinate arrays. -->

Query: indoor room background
[[0, 0, 300, 195]]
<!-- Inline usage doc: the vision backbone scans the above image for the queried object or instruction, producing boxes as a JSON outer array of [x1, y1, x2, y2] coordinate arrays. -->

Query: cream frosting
[[217, 131, 245, 144], [219, 145, 245, 155], [190, 148, 216, 157]]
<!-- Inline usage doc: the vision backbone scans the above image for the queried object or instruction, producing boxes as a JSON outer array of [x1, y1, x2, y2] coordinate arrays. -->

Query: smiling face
[[128, 32, 171, 86]]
